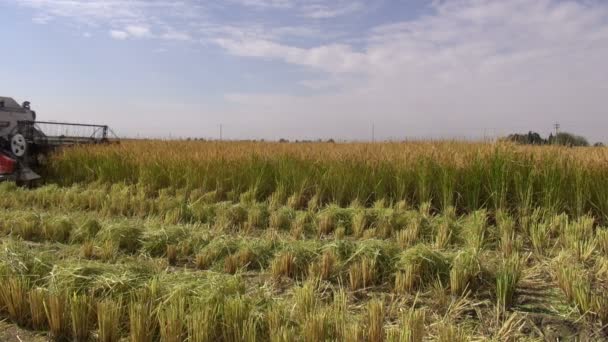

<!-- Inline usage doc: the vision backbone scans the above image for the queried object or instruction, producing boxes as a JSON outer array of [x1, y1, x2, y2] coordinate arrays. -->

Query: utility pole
[[553, 122, 560, 145], [219, 124, 223, 141]]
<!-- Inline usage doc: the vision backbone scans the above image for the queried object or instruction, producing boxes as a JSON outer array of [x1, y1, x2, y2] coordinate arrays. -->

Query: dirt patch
[[0, 321, 48, 342], [522, 313, 606, 342]]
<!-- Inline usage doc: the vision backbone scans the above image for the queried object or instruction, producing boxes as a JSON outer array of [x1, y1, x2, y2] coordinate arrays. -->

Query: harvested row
[[1, 202, 608, 340]]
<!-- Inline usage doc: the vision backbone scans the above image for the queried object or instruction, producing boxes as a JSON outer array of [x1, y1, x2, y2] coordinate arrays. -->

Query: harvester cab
[[0, 96, 116, 184]]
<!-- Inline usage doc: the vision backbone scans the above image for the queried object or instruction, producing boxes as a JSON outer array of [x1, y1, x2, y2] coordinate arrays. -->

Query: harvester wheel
[[10, 134, 27, 157]]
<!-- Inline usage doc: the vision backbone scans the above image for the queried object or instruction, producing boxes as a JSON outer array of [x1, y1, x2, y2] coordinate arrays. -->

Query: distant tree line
[[504, 131, 600, 147]]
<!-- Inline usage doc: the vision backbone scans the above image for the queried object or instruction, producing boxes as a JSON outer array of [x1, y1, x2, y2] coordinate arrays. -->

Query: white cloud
[[215, 38, 367, 73], [301, 2, 363, 19], [32, 13, 53, 24], [160, 30, 191, 41], [125, 25, 150, 38], [11, 0, 608, 140], [109, 30, 128, 40], [229, 0, 294, 9], [219, 0, 608, 141]]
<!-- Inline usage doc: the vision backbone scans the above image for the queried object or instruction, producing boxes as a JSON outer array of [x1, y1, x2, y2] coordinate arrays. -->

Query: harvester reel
[[10, 134, 27, 157]]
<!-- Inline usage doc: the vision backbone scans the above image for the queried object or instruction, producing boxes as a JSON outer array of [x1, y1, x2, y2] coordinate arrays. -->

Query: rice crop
[[42, 140, 608, 220], [0, 140, 607, 340]]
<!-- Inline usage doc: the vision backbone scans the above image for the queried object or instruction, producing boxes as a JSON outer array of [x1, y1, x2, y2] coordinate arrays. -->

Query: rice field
[[1, 140, 608, 341]]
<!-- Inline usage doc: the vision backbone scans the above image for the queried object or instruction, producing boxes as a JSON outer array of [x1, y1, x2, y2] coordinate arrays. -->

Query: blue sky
[[2, 0, 608, 142]]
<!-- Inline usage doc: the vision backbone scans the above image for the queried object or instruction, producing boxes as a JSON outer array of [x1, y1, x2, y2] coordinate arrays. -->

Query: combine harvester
[[0, 96, 116, 184]]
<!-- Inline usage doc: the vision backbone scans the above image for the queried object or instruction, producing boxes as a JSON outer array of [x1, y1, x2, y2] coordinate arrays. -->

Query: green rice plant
[[348, 256, 377, 291], [80, 240, 95, 259], [71, 218, 102, 243], [302, 308, 330, 342], [529, 221, 550, 256], [269, 207, 295, 231], [70, 293, 93, 342], [366, 298, 385, 342], [399, 308, 426, 342], [245, 204, 269, 231], [460, 210, 487, 253], [0, 275, 30, 326], [395, 199, 409, 211], [141, 225, 189, 257], [224, 253, 241, 274], [187, 300, 219, 342], [129, 288, 157, 342], [100, 240, 117, 262], [351, 210, 368, 238], [271, 241, 318, 280], [0, 239, 54, 281], [287, 191, 305, 209], [97, 222, 143, 254], [271, 251, 297, 279], [572, 165, 591, 218], [44, 291, 69, 341], [562, 215, 593, 244], [439, 166, 456, 211], [450, 250, 480, 296], [308, 249, 337, 281], [592, 294, 608, 323], [214, 203, 248, 231], [555, 262, 577, 303], [97, 298, 123, 342], [343, 323, 364, 342], [166, 244, 178, 265], [497, 212, 517, 256], [496, 254, 522, 312], [195, 236, 240, 270], [562, 216, 596, 262], [596, 228, 608, 255], [397, 218, 422, 249], [29, 288, 47, 330], [513, 168, 535, 216], [418, 201, 432, 219], [434, 221, 452, 249], [43, 217, 74, 243], [158, 296, 186, 342], [293, 282, 318, 320], [307, 193, 320, 212], [394, 269, 416, 295], [238, 188, 257, 205], [269, 185, 288, 210], [317, 209, 336, 236], [436, 322, 467, 342], [266, 303, 285, 340], [330, 289, 348, 339], [335, 226, 346, 239], [47, 260, 153, 298], [554, 257, 595, 315], [10, 212, 42, 241], [221, 296, 258, 342], [395, 244, 450, 293], [376, 209, 397, 238], [572, 279, 592, 315], [363, 227, 379, 239], [290, 211, 311, 240]]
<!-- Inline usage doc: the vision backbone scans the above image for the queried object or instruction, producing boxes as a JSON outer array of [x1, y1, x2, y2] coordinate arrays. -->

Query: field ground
[[1, 141, 608, 341]]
